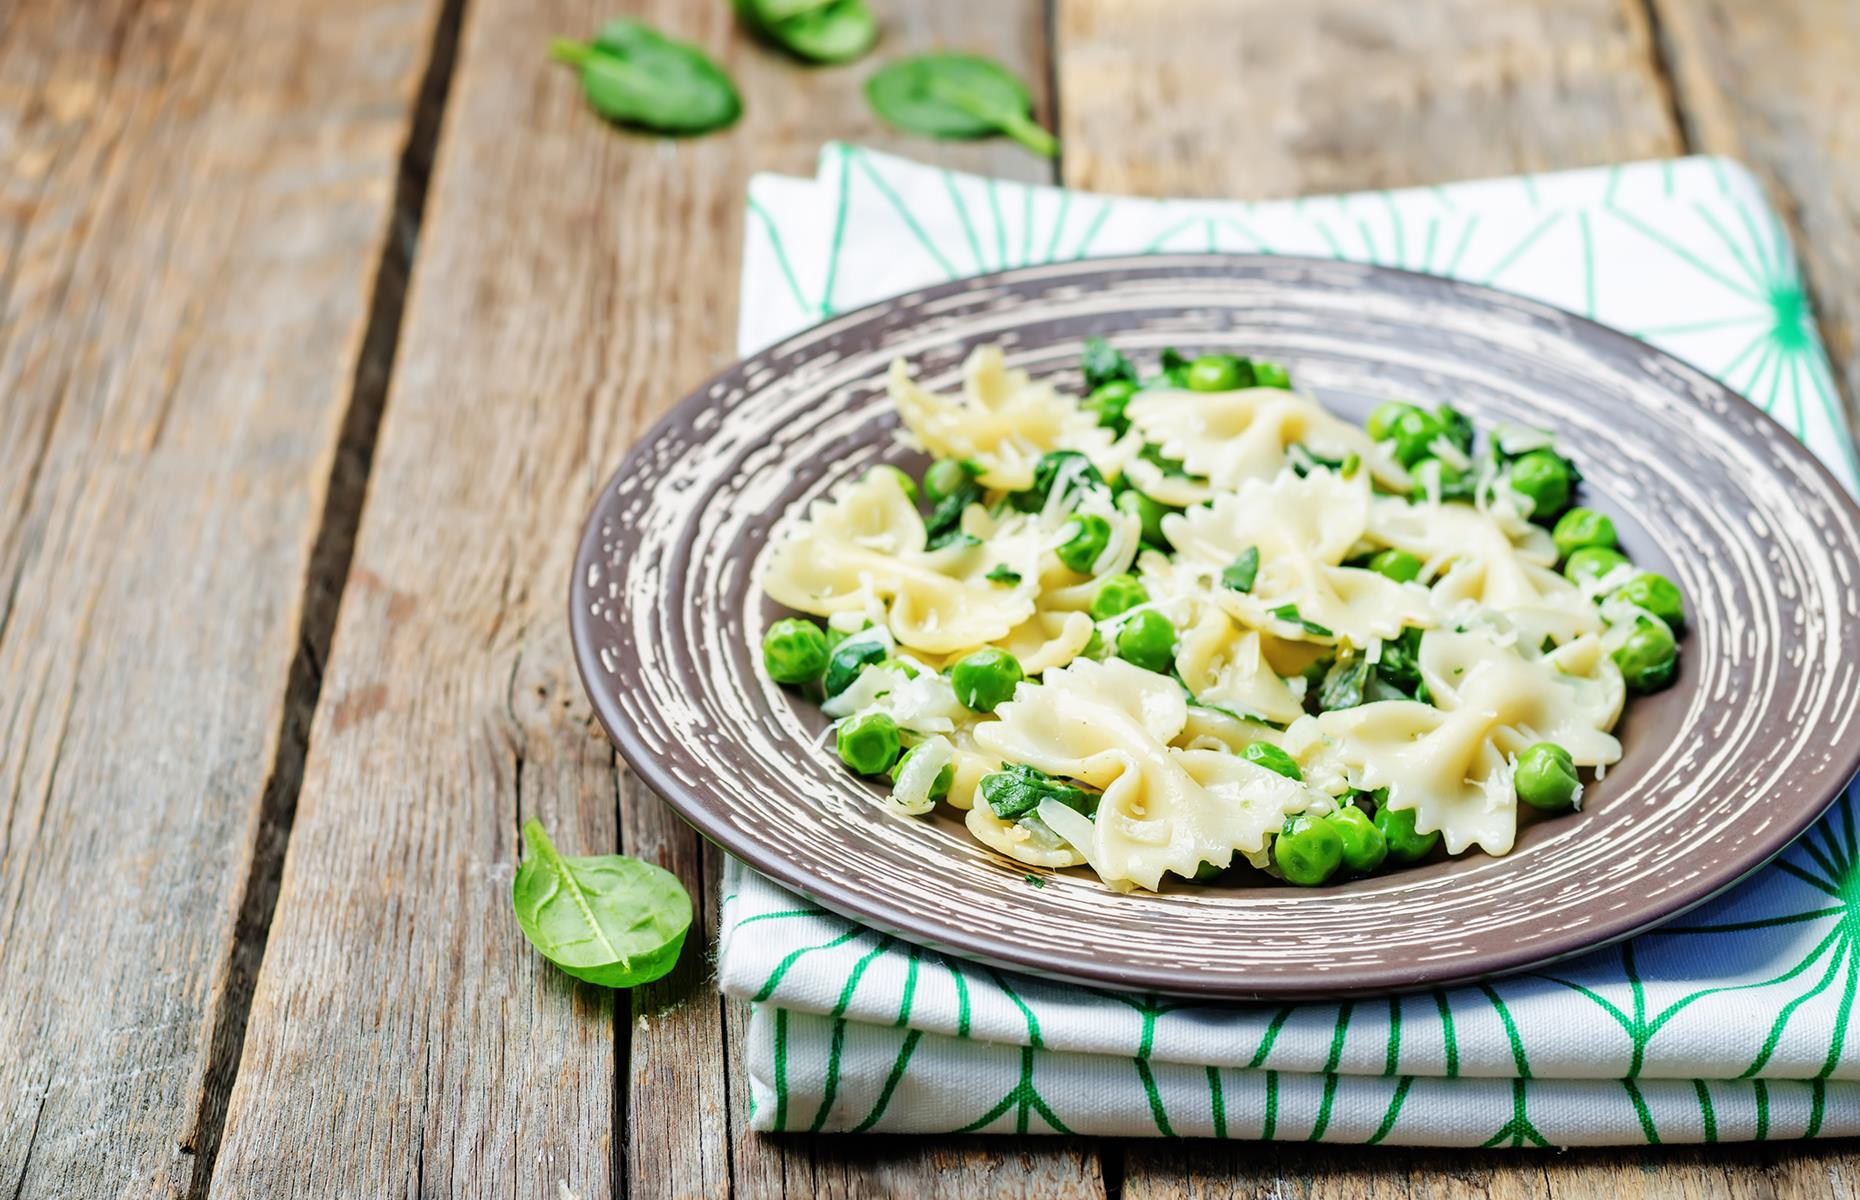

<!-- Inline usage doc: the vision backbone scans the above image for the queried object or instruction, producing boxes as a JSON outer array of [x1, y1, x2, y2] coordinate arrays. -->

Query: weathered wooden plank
[[1650, 0, 1860, 433], [1539, 1141, 1860, 1198], [0, 0, 445, 1194], [206, 0, 1088, 1196], [1120, 1141, 1860, 1199], [1057, 0, 1680, 199]]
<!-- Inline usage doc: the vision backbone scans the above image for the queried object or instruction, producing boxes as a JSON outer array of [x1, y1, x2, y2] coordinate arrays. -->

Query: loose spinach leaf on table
[[734, 0, 877, 64], [512, 819, 692, 988], [551, 21, 742, 135], [865, 53, 1059, 157]]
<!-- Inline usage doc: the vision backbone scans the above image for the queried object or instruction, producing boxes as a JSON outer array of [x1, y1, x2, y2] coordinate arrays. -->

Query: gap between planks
[[173, 0, 469, 1192]]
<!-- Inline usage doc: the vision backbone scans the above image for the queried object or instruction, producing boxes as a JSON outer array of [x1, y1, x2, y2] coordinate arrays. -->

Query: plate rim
[[570, 252, 1860, 999]]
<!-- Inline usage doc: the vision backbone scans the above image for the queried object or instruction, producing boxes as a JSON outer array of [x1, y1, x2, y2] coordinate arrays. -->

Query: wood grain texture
[[205, 0, 1078, 1196], [1651, 0, 1860, 434], [1056, 0, 1681, 199], [0, 0, 442, 1195], [1121, 1141, 1860, 1199]]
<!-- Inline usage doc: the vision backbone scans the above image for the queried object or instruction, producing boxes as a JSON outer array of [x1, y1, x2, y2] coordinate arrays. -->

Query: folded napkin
[[720, 145, 1860, 1144]]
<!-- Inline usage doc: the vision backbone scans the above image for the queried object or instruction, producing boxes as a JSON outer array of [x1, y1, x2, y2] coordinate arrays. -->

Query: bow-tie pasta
[[1164, 470, 1435, 648], [756, 341, 1683, 891], [976, 658, 1321, 889], [1124, 385, 1409, 502], [890, 346, 1119, 491]]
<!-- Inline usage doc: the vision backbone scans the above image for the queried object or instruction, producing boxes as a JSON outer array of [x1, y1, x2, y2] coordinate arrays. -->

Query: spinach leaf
[[734, 0, 876, 64], [551, 22, 742, 135], [1269, 603, 1334, 638], [1009, 450, 1105, 512], [512, 820, 692, 988], [926, 529, 981, 550], [1376, 627, 1424, 695], [1143, 348, 1191, 389], [1221, 547, 1260, 593], [924, 477, 982, 540], [985, 563, 1022, 585], [1081, 337, 1136, 390], [1137, 442, 1192, 478], [866, 54, 1058, 157], [1317, 656, 1368, 711], [824, 638, 887, 697], [981, 763, 1097, 819]]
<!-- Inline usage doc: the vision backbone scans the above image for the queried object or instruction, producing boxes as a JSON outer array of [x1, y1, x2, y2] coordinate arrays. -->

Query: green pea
[[823, 638, 887, 697], [1373, 803, 1440, 864], [1187, 354, 1247, 392], [836, 711, 901, 776], [1564, 546, 1631, 588], [1117, 489, 1171, 548], [868, 464, 918, 505], [1552, 507, 1616, 562], [1613, 617, 1678, 693], [1253, 361, 1292, 389], [1366, 401, 1423, 442], [1410, 456, 1469, 499], [1243, 741, 1302, 781], [1389, 409, 1446, 467], [1056, 513, 1113, 574], [1326, 805, 1388, 872], [1115, 609, 1176, 673], [1618, 572, 1685, 629], [1508, 449, 1574, 520], [1273, 815, 1343, 886], [923, 458, 972, 503], [889, 744, 954, 802], [1515, 742, 1580, 812], [1089, 573, 1149, 622], [761, 618, 829, 684], [950, 648, 1024, 713], [1368, 549, 1423, 584], [1085, 379, 1138, 430]]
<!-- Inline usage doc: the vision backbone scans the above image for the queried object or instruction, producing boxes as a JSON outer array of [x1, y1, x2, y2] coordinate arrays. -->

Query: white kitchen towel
[[719, 144, 1860, 1143]]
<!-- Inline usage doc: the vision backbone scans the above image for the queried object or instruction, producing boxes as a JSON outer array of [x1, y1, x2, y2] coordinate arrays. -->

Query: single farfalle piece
[[889, 347, 1118, 491], [762, 470, 1044, 654], [1124, 386, 1409, 501], [1173, 606, 1307, 726], [1164, 469, 1434, 649], [1369, 496, 1600, 645], [975, 657, 1319, 889], [1283, 627, 1624, 856]]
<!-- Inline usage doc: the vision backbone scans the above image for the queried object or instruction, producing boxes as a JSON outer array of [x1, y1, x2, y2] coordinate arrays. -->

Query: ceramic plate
[[570, 255, 1860, 998]]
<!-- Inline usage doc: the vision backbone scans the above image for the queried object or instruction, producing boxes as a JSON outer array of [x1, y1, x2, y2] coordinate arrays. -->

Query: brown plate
[[570, 255, 1860, 999]]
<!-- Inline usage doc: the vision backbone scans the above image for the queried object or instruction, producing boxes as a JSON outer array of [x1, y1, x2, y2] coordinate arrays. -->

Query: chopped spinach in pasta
[[756, 344, 1684, 891]]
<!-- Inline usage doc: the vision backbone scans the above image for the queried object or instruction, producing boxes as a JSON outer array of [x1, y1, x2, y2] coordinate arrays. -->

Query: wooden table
[[3, 0, 1858, 1195]]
